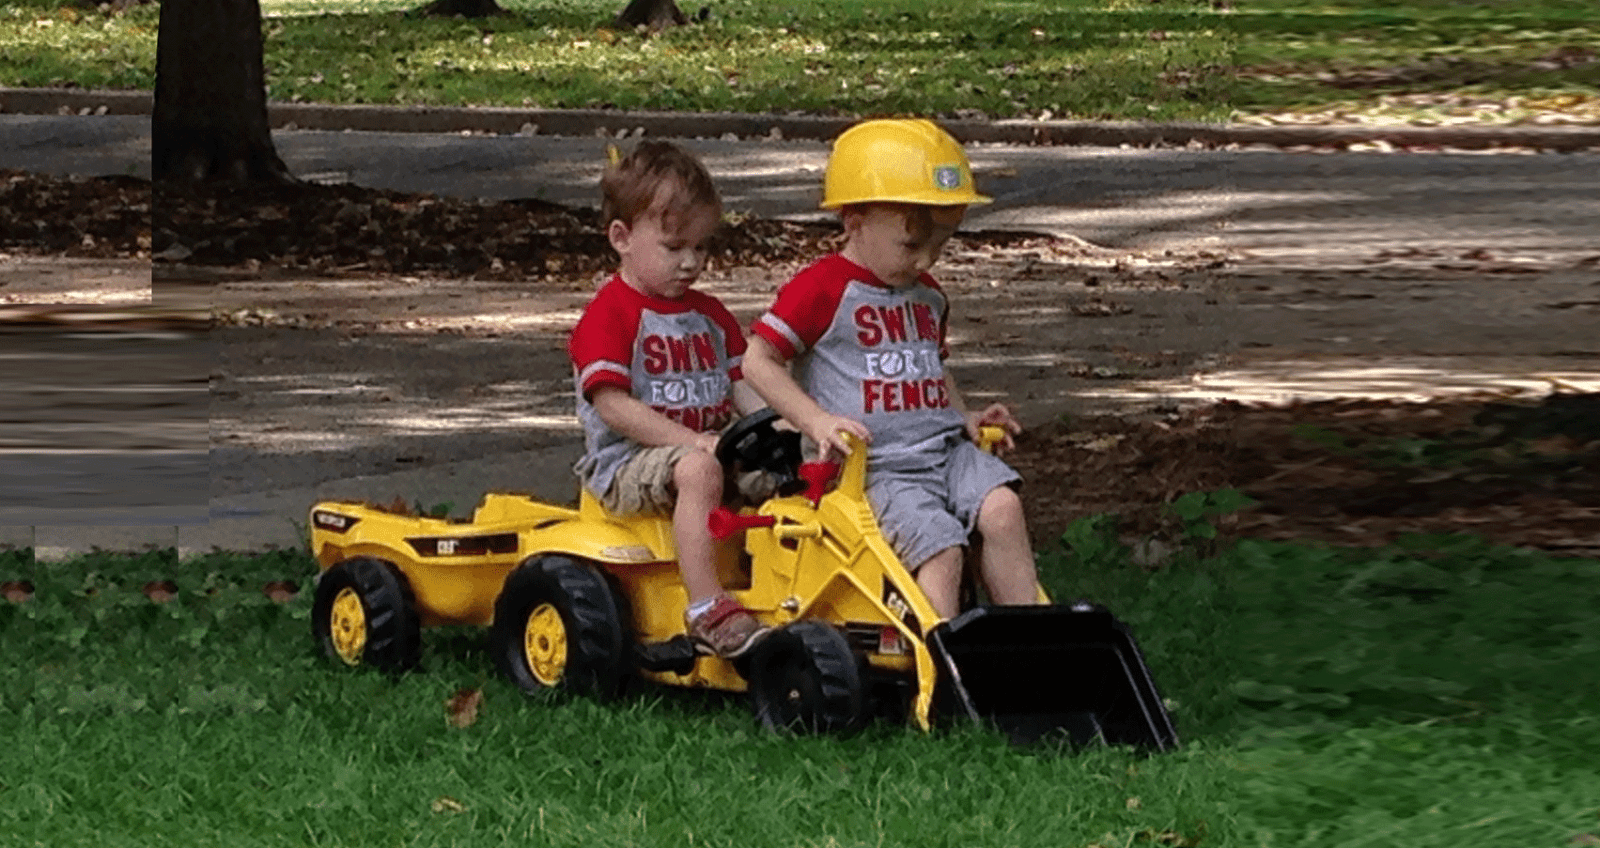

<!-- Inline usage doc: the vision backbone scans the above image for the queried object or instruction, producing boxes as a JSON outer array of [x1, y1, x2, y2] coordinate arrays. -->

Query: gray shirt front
[[569, 276, 744, 496], [754, 254, 964, 472]]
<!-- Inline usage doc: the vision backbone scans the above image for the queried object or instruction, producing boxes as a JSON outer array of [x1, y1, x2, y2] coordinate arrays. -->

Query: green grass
[[258, 0, 1235, 121], [0, 1, 155, 90], [0, 0, 1595, 123], [4, 533, 1598, 846], [1227, 0, 1600, 123]]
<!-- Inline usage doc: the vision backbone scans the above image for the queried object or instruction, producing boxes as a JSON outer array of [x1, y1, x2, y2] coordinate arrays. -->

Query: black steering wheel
[[716, 408, 803, 492]]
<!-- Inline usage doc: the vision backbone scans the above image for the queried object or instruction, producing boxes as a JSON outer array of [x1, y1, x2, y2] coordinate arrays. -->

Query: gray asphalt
[[0, 326, 208, 551], [5, 114, 1600, 262], [1, 111, 1598, 558]]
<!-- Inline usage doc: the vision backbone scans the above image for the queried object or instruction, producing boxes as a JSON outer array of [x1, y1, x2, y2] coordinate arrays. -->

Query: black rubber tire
[[490, 555, 631, 700], [310, 557, 422, 675], [748, 619, 866, 735]]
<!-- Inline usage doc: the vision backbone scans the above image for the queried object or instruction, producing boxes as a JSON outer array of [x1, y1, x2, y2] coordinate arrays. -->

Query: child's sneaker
[[686, 595, 770, 658]]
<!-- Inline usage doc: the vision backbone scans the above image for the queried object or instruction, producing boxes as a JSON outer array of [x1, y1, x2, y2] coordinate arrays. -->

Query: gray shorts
[[865, 440, 1021, 572]]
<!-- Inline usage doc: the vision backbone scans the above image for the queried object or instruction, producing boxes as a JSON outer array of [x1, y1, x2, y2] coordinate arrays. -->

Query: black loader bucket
[[928, 603, 1179, 750]]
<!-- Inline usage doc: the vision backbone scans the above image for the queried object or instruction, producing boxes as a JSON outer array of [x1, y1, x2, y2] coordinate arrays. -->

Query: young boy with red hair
[[569, 141, 769, 657]]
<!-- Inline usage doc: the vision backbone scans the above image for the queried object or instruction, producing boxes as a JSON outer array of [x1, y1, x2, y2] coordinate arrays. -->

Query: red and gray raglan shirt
[[752, 254, 966, 473], [568, 275, 745, 497]]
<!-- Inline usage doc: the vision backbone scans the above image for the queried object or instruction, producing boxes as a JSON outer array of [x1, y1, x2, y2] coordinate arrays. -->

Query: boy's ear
[[839, 205, 864, 236], [606, 218, 632, 254]]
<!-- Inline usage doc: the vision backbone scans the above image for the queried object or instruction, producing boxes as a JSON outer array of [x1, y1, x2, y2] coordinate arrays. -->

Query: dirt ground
[[4, 169, 1595, 556], [0, 256, 150, 305], [207, 238, 1600, 557]]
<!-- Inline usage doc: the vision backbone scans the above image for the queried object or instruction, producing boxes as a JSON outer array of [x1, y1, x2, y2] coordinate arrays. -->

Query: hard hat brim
[[820, 191, 993, 210]]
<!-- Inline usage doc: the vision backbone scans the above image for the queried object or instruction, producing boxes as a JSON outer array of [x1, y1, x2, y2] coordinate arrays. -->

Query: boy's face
[[609, 190, 719, 300], [843, 203, 965, 288]]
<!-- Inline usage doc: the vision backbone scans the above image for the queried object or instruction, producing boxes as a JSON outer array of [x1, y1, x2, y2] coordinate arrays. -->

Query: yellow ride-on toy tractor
[[308, 410, 1178, 748]]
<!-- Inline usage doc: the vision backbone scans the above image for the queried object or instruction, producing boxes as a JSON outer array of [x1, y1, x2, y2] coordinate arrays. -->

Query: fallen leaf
[[1137, 828, 1201, 847], [445, 687, 483, 728], [430, 796, 467, 814], [377, 496, 413, 515], [263, 580, 298, 603], [1069, 433, 1127, 452], [2, 580, 33, 603], [142, 580, 178, 603]]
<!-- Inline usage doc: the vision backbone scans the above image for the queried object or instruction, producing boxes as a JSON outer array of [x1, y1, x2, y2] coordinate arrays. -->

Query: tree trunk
[[152, 0, 292, 183], [615, 0, 688, 32], [414, 0, 508, 17]]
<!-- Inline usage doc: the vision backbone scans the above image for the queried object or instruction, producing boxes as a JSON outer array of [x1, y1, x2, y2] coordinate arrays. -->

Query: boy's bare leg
[[975, 486, 1042, 605], [672, 450, 726, 602], [915, 546, 964, 620]]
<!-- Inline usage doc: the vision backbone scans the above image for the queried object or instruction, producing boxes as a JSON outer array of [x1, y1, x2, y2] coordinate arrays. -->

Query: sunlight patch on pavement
[[456, 311, 582, 329], [1, 289, 149, 305], [1, 422, 207, 451], [1092, 358, 1600, 405], [10, 384, 206, 394], [380, 411, 577, 432], [213, 407, 579, 454], [0, 448, 204, 455], [232, 372, 381, 390], [976, 188, 1368, 234]]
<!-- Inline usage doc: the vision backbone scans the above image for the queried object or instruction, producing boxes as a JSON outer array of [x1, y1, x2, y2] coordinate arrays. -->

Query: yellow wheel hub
[[329, 586, 367, 666], [523, 603, 567, 686]]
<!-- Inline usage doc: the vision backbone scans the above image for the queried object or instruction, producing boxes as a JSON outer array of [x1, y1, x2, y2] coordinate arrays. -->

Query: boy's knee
[[673, 449, 724, 495], [978, 485, 1025, 532]]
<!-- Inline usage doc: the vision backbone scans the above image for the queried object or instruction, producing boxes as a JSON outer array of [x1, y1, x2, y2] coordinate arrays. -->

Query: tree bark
[[413, 0, 508, 17], [615, 0, 688, 32], [152, 0, 292, 183]]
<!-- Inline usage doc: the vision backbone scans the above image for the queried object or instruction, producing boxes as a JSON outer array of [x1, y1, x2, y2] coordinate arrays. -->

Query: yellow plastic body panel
[[308, 431, 1045, 730], [309, 491, 680, 627]]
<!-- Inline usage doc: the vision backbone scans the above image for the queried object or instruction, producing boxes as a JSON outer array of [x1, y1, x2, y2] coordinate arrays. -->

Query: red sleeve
[[752, 257, 848, 360], [568, 280, 639, 400]]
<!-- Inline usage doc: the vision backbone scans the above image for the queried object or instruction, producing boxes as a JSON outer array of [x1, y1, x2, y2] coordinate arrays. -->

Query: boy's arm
[[743, 336, 871, 460], [943, 371, 1021, 452], [730, 379, 767, 417], [590, 386, 719, 454]]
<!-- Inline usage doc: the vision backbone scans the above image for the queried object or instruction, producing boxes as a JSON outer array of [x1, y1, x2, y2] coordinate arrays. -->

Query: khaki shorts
[[601, 446, 780, 517]]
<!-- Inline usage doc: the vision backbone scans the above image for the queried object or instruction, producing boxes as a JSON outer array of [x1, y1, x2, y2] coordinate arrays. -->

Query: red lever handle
[[708, 507, 776, 540], [798, 461, 839, 506]]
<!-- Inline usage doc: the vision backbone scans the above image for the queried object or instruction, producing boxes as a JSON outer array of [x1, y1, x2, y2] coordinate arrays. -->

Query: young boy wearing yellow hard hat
[[742, 119, 1043, 618]]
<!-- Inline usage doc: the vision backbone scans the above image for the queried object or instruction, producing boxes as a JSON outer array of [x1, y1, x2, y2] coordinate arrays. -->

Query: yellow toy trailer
[[308, 411, 1177, 748]]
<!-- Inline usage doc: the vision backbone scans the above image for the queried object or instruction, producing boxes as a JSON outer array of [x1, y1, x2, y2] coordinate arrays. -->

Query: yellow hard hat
[[821, 119, 993, 209]]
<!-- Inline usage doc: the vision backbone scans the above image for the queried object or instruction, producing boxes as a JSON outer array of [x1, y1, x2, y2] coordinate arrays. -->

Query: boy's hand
[[966, 404, 1021, 453], [805, 413, 872, 462], [693, 432, 720, 455]]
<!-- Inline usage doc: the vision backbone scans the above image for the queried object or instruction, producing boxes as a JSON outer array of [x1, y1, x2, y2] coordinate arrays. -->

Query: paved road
[[0, 326, 208, 547], [1, 113, 1597, 557], [4, 114, 1599, 263]]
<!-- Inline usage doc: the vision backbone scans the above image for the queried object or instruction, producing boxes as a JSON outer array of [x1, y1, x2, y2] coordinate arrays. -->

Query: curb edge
[[5, 87, 1600, 150]]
